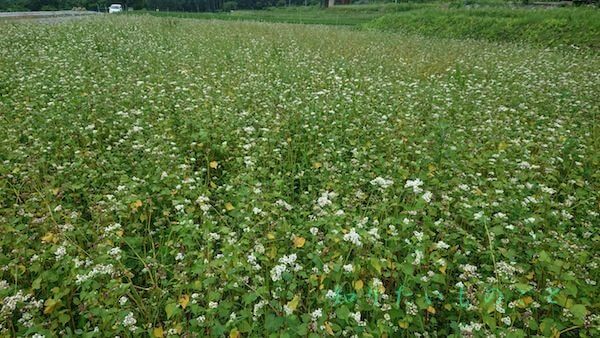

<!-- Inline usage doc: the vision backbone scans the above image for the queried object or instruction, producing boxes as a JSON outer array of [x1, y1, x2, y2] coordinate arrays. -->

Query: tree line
[[0, 0, 327, 12]]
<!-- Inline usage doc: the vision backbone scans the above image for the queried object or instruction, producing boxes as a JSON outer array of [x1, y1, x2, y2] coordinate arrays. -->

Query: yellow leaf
[[439, 265, 447, 275], [313, 162, 322, 169], [229, 328, 240, 338], [153, 327, 164, 338], [179, 294, 190, 309], [324, 321, 334, 335], [130, 200, 143, 210], [225, 202, 235, 211], [444, 303, 452, 310], [427, 306, 436, 314], [44, 299, 60, 315], [399, 321, 409, 329], [210, 181, 217, 189], [52, 188, 60, 195], [209, 161, 219, 169], [266, 232, 275, 240], [354, 280, 364, 291], [293, 236, 306, 248], [517, 296, 533, 308], [428, 163, 436, 176], [498, 141, 507, 151], [41, 232, 57, 244], [286, 294, 300, 312]]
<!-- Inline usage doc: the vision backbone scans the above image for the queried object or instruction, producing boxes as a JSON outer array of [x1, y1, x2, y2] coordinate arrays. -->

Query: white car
[[108, 4, 123, 13]]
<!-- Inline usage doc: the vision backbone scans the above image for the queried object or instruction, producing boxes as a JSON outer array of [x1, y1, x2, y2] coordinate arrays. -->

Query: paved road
[[0, 10, 100, 22]]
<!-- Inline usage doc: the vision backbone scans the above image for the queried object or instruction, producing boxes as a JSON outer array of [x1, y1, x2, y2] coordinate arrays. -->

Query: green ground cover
[[0, 14, 598, 337], [137, 3, 600, 49]]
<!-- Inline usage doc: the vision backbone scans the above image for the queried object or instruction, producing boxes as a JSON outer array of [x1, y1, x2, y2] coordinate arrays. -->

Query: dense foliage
[[0, 15, 599, 337]]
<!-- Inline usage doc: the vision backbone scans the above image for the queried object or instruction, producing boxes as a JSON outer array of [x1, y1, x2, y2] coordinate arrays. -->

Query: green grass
[[136, 3, 600, 49], [135, 4, 434, 26], [0, 15, 598, 337], [365, 6, 600, 49]]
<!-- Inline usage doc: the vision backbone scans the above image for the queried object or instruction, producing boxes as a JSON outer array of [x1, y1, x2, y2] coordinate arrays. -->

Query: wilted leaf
[[130, 200, 143, 210], [324, 321, 334, 335], [293, 236, 306, 248], [44, 299, 60, 315], [210, 161, 219, 169], [179, 294, 190, 309], [153, 327, 164, 338], [41, 232, 57, 244], [354, 280, 364, 291], [229, 328, 240, 338], [286, 294, 300, 312], [225, 202, 235, 211]]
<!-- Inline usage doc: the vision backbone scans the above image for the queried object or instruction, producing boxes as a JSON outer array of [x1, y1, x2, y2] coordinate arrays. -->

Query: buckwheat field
[[0, 16, 598, 337]]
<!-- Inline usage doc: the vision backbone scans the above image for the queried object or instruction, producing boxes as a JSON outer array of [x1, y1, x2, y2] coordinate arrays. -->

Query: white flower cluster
[[275, 199, 293, 211], [196, 195, 210, 213], [1, 290, 31, 315], [247, 253, 261, 270], [459, 321, 483, 335], [459, 264, 480, 280], [311, 308, 322, 322], [253, 300, 267, 320], [350, 311, 366, 326], [75, 264, 115, 285], [122, 312, 138, 332], [405, 178, 424, 193], [103, 223, 122, 237], [270, 254, 302, 281], [316, 191, 336, 208], [370, 177, 394, 189], [343, 228, 362, 247], [54, 246, 67, 261]]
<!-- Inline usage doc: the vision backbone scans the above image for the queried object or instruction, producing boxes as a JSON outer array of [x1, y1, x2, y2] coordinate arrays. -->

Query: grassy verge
[[135, 3, 600, 49], [134, 4, 431, 26], [365, 6, 600, 49]]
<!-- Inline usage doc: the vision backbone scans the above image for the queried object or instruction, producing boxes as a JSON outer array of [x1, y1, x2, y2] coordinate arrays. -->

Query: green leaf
[[336, 305, 350, 320], [483, 315, 496, 330], [58, 313, 70, 325], [370, 258, 382, 274], [296, 323, 308, 336], [570, 304, 587, 319], [265, 314, 284, 332], [32, 276, 42, 290], [165, 302, 179, 319], [514, 283, 532, 294]]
